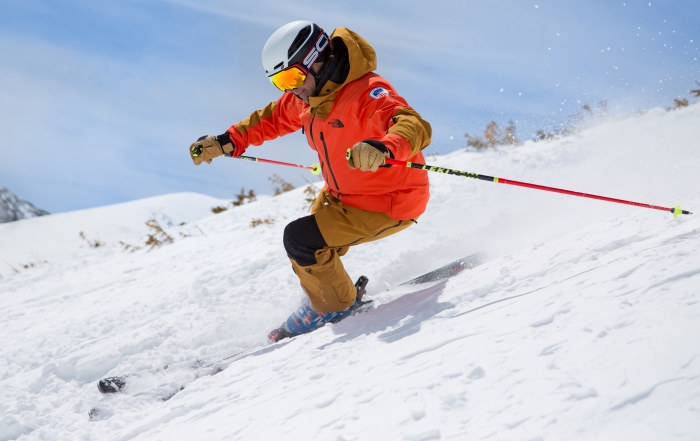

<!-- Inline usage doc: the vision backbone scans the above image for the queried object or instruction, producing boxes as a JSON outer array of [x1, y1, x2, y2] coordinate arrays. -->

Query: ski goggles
[[268, 64, 307, 91]]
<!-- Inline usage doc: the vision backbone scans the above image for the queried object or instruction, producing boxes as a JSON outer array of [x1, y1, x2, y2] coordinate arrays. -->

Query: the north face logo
[[328, 119, 344, 128]]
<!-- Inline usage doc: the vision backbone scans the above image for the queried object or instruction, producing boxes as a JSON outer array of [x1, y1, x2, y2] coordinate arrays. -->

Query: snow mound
[[0, 192, 231, 273]]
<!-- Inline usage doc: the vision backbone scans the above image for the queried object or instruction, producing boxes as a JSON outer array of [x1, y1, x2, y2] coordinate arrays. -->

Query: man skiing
[[189, 21, 432, 341]]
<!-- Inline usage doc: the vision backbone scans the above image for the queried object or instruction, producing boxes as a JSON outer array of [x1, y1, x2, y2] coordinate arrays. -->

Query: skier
[[189, 21, 432, 341]]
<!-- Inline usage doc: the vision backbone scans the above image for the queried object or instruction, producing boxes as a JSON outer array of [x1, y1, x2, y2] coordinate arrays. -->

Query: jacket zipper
[[308, 115, 328, 184], [319, 132, 340, 192]]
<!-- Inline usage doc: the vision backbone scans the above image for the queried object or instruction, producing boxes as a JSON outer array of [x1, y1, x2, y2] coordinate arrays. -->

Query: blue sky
[[0, 0, 697, 213]]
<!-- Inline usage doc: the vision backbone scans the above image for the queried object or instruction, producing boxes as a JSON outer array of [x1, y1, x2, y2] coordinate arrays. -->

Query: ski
[[399, 252, 485, 286], [266, 252, 485, 342], [95, 345, 260, 397], [93, 252, 486, 406]]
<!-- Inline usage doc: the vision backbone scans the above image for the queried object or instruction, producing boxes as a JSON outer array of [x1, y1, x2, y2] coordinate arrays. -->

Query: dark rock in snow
[[0, 188, 49, 223]]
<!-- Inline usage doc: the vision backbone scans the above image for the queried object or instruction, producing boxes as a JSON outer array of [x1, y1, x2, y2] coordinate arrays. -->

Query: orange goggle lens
[[268, 66, 306, 91]]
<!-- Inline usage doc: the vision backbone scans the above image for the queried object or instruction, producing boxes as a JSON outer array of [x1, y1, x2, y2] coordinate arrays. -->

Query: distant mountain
[[0, 188, 49, 223]]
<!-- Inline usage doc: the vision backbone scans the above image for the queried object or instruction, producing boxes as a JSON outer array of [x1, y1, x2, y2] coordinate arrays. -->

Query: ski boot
[[268, 276, 370, 343]]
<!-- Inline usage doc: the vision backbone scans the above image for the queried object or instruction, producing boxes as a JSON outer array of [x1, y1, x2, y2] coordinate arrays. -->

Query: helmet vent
[[288, 25, 312, 58], [274, 62, 284, 70]]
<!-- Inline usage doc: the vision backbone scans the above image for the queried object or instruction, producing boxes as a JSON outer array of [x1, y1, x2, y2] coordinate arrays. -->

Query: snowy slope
[[0, 192, 232, 276], [0, 104, 699, 441]]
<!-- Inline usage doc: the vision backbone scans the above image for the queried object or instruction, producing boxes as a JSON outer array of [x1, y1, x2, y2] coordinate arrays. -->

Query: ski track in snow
[[1, 104, 700, 440]]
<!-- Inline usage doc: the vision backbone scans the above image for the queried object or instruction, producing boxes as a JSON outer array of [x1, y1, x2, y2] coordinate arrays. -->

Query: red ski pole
[[380, 157, 691, 218], [227, 153, 321, 175], [339, 147, 689, 218]]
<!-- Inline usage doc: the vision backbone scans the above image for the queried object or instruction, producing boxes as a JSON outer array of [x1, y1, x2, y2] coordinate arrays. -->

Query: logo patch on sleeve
[[369, 87, 390, 99]]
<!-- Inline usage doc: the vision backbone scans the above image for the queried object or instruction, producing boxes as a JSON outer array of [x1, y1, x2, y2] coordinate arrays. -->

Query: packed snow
[[1, 104, 699, 440]]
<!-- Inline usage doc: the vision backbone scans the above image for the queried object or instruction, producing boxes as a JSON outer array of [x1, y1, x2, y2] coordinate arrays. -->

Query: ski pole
[[227, 153, 321, 175], [382, 156, 691, 218], [344, 149, 690, 218]]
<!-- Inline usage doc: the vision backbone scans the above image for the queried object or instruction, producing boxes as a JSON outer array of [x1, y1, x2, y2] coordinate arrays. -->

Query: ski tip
[[97, 376, 127, 394], [399, 252, 487, 287]]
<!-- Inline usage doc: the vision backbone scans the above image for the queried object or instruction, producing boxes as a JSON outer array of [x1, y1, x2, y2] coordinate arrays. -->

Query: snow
[[1, 104, 699, 440], [0, 192, 231, 272]]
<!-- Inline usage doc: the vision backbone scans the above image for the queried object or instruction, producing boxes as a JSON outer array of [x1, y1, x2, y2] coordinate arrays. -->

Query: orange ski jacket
[[226, 28, 432, 221]]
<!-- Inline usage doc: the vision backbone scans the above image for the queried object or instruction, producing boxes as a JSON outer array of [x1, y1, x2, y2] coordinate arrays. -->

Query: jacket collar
[[308, 27, 377, 118]]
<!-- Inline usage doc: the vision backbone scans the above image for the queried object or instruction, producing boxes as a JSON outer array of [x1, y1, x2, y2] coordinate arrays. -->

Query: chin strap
[[311, 54, 334, 96]]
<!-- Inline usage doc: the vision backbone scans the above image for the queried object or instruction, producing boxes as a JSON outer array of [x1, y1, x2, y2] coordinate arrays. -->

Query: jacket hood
[[308, 27, 376, 116], [332, 27, 376, 85]]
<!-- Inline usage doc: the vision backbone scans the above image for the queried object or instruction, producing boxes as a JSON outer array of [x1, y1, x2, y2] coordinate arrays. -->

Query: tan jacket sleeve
[[387, 107, 432, 157]]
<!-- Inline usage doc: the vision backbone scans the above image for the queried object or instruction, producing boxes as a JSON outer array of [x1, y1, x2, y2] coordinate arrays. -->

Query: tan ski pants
[[285, 190, 415, 312]]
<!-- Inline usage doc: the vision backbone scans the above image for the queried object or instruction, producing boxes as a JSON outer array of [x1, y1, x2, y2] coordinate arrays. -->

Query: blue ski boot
[[268, 276, 370, 342]]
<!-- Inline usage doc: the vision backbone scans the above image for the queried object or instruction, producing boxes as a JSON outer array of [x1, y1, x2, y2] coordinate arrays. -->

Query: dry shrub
[[675, 98, 689, 107], [212, 188, 257, 213], [5, 253, 47, 275], [302, 185, 319, 212], [233, 188, 257, 206], [179, 223, 203, 239], [468, 81, 699, 149], [690, 81, 700, 98], [144, 218, 174, 249], [119, 241, 141, 252], [250, 216, 275, 228], [269, 174, 295, 196], [79, 231, 104, 248], [532, 101, 607, 142], [534, 129, 557, 141], [465, 120, 520, 149], [120, 219, 201, 252], [666, 82, 699, 111], [669, 98, 689, 110]]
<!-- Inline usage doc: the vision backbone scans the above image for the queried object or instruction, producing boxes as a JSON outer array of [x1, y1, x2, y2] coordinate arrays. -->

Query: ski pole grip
[[346, 148, 394, 166]]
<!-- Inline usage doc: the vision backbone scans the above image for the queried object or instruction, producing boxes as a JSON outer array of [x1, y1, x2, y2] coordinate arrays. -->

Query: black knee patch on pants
[[283, 215, 328, 267]]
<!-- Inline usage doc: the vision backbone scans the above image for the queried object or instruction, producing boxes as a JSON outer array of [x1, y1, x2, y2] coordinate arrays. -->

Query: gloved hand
[[346, 140, 391, 172], [189, 134, 235, 165]]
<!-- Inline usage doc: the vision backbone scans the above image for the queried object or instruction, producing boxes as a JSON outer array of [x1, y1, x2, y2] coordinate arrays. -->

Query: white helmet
[[262, 21, 330, 78]]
